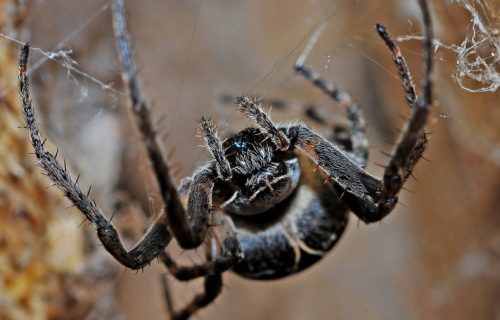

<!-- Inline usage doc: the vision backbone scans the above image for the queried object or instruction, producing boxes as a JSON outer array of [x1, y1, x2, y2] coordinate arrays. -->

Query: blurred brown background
[[0, 0, 499, 319]]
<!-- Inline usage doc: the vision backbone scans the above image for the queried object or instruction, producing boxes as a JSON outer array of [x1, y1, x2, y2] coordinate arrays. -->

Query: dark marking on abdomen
[[232, 184, 348, 280], [232, 227, 299, 280]]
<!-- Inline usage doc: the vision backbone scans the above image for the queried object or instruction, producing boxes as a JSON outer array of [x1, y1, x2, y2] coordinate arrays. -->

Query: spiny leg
[[234, 0, 434, 223], [289, 0, 433, 221], [283, 124, 382, 222], [235, 95, 366, 174], [160, 236, 242, 281], [219, 94, 355, 155], [375, 23, 417, 108], [375, 21, 430, 188], [186, 167, 219, 243], [219, 93, 330, 125], [199, 117, 232, 180], [378, 0, 433, 202], [112, 0, 210, 249], [291, 0, 433, 221], [19, 44, 171, 269], [237, 96, 290, 150], [162, 273, 222, 320], [160, 238, 238, 320], [234, 97, 380, 219], [294, 25, 368, 167]]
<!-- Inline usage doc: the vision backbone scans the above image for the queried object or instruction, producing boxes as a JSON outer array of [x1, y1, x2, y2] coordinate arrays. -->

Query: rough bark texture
[[0, 1, 117, 319]]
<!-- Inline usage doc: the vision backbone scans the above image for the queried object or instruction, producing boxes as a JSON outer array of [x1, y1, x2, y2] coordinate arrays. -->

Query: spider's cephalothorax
[[18, 0, 434, 319], [214, 124, 301, 216]]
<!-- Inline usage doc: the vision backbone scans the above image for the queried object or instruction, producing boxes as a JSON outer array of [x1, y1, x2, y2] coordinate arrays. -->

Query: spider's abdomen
[[230, 155, 349, 280]]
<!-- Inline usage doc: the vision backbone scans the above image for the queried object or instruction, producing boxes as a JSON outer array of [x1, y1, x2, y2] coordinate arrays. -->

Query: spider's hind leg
[[160, 237, 242, 320], [162, 273, 222, 320], [160, 236, 242, 282]]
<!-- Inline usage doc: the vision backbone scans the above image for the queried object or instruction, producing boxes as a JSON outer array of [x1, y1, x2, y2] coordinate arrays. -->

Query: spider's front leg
[[112, 0, 217, 249], [375, 0, 433, 202], [220, 94, 368, 167], [285, 125, 384, 222], [18, 45, 171, 270], [286, 0, 434, 222], [112, 0, 191, 248]]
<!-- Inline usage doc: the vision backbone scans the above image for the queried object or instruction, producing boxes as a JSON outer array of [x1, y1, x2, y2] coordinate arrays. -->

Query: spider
[[18, 0, 433, 319]]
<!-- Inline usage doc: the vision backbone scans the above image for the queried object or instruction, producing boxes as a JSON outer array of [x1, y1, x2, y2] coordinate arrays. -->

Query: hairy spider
[[18, 0, 433, 319]]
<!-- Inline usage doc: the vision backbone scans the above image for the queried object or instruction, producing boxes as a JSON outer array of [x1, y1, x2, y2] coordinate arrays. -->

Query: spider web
[[397, 0, 500, 93]]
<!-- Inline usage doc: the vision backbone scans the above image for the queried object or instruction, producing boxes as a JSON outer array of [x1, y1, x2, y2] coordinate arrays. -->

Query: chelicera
[[18, 0, 434, 319]]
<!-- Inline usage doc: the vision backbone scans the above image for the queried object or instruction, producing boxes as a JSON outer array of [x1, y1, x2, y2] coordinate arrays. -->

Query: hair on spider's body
[[209, 123, 301, 216], [18, 0, 434, 319]]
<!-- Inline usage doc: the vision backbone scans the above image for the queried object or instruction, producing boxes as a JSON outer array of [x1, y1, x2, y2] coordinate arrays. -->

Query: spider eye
[[234, 139, 247, 149]]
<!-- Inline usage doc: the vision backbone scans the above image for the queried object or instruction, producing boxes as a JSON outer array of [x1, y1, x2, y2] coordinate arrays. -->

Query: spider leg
[[219, 93, 330, 125], [305, 101, 368, 168], [18, 45, 171, 270], [220, 94, 364, 165], [375, 24, 417, 108], [161, 237, 240, 320], [283, 0, 433, 222], [160, 236, 242, 281], [112, 0, 214, 249], [162, 273, 222, 320], [374, 0, 433, 200], [237, 96, 290, 150], [199, 117, 232, 180], [294, 27, 368, 167], [236, 95, 369, 169], [235, 98, 380, 220], [283, 124, 382, 222], [158, 165, 218, 249]]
